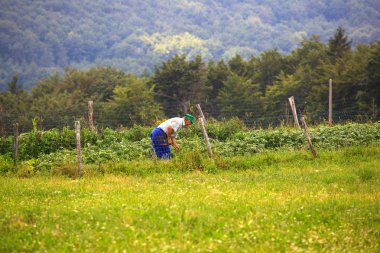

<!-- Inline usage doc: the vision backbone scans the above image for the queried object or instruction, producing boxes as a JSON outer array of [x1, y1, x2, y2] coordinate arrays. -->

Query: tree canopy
[[0, 27, 379, 133], [0, 0, 379, 89]]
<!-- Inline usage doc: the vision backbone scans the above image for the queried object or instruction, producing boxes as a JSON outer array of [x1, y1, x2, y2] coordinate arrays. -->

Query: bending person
[[150, 114, 194, 159]]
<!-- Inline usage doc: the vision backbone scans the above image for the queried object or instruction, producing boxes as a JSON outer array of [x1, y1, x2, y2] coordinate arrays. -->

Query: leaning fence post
[[199, 117, 213, 159], [196, 104, 206, 125], [13, 123, 19, 166], [288, 96, 301, 129], [75, 121, 83, 178], [88, 101, 94, 131], [300, 116, 317, 158], [196, 104, 213, 159]]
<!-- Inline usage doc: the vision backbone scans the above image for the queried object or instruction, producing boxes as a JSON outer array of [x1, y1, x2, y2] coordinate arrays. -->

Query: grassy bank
[[1, 146, 379, 252]]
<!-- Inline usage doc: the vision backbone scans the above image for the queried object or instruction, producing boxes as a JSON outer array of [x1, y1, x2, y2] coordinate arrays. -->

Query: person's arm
[[167, 125, 179, 150], [172, 137, 179, 150], [167, 125, 173, 144]]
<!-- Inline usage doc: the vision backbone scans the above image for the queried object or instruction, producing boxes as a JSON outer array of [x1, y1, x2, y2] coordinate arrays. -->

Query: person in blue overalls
[[150, 114, 194, 159]]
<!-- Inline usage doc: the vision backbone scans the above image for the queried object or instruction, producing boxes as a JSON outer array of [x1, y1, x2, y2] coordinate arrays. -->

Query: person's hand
[[174, 145, 180, 151]]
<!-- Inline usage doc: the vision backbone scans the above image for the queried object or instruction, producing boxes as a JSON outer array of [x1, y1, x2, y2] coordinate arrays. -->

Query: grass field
[[1, 146, 379, 252]]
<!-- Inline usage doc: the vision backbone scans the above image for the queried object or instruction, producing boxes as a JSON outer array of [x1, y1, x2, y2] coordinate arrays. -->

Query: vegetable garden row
[[0, 120, 379, 176]]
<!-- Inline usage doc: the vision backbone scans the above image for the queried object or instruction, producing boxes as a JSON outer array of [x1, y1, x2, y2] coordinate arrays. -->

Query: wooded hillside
[[1, 0, 379, 89]]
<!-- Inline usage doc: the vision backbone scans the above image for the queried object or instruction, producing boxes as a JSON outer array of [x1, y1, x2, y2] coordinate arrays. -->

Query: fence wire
[[1, 101, 379, 135]]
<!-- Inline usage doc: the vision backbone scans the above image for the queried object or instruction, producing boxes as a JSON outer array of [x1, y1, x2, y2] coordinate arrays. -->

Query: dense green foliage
[[1, 146, 379, 251], [1, 28, 379, 133], [1, 0, 380, 88], [0, 121, 379, 176]]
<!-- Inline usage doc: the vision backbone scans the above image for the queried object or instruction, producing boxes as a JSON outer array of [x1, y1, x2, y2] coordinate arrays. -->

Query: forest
[[1, 27, 379, 134], [0, 0, 379, 89]]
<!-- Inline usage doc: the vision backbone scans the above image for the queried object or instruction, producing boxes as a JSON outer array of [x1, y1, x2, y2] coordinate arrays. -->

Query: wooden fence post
[[88, 101, 94, 131], [75, 121, 83, 178], [196, 104, 206, 125], [288, 96, 301, 129], [199, 117, 213, 159], [300, 116, 317, 158], [13, 123, 19, 166], [196, 104, 213, 158], [329, 79, 333, 124]]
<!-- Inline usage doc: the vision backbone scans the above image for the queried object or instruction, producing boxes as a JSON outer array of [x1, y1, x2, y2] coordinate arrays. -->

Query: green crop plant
[[0, 122, 379, 174]]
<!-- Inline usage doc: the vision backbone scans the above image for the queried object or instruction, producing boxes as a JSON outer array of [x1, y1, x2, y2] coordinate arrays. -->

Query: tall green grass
[[0, 146, 379, 252]]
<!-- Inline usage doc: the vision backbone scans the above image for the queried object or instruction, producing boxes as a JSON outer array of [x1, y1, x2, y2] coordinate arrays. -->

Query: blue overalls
[[150, 127, 171, 159]]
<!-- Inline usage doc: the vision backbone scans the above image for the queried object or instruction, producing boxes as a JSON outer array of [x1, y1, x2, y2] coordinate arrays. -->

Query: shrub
[[174, 148, 205, 171], [205, 117, 246, 140], [0, 155, 14, 175], [123, 124, 151, 141], [16, 160, 36, 178], [51, 162, 79, 179], [39, 128, 61, 154], [0, 136, 13, 156], [60, 127, 76, 149], [81, 128, 98, 146]]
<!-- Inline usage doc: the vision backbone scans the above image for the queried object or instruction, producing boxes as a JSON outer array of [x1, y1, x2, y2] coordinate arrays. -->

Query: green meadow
[[1, 146, 379, 252]]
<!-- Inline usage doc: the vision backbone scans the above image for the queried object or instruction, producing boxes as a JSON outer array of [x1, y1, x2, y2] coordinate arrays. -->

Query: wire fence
[[1, 99, 379, 135]]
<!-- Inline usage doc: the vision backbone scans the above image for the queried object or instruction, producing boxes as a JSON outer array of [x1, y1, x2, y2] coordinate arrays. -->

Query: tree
[[7, 75, 22, 95], [366, 41, 380, 114], [217, 73, 263, 121], [51, 67, 127, 101], [328, 26, 352, 63], [285, 35, 329, 117], [256, 49, 284, 93], [0, 76, 30, 132], [287, 35, 327, 71], [151, 54, 209, 115], [228, 54, 247, 77], [30, 90, 86, 129], [265, 71, 303, 118], [29, 67, 129, 129], [319, 43, 373, 115], [104, 75, 162, 127], [206, 59, 229, 101]]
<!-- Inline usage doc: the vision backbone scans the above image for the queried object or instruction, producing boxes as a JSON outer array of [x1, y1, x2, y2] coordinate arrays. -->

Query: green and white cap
[[184, 114, 194, 124]]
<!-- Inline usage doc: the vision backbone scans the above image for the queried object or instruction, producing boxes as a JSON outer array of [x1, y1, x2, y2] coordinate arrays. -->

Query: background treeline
[[1, 0, 379, 88], [1, 28, 380, 134]]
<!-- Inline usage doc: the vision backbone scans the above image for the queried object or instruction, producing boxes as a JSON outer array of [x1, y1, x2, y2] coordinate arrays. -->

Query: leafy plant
[[1, 122, 379, 173], [0, 155, 13, 175]]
